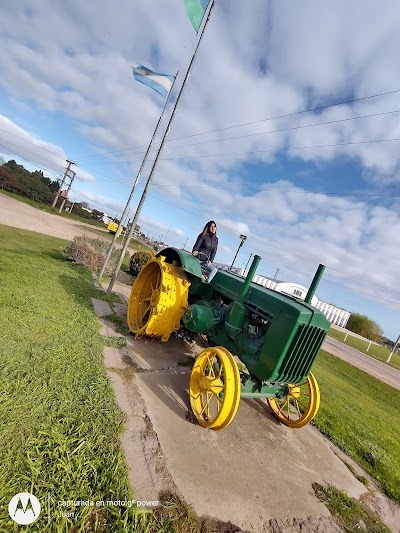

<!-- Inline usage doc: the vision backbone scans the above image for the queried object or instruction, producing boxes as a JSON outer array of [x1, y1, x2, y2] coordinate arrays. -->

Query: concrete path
[[100, 275, 400, 532], [98, 278, 398, 532]]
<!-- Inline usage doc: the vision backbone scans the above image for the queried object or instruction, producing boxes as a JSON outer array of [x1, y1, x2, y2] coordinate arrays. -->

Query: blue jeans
[[200, 261, 218, 283]]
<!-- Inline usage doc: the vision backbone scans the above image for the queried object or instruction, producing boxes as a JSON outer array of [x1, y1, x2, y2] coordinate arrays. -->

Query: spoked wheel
[[127, 256, 190, 342], [267, 372, 320, 428], [189, 346, 241, 431]]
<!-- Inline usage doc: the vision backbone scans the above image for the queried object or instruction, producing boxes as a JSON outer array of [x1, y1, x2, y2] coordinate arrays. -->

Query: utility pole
[[58, 170, 76, 213], [151, 224, 160, 242], [162, 222, 173, 245], [52, 160, 75, 208], [387, 333, 400, 363], [273, 268, 280, 280]]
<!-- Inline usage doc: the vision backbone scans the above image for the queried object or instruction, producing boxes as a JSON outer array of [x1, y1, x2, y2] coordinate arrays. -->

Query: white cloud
[[0, 115, 96, 182]]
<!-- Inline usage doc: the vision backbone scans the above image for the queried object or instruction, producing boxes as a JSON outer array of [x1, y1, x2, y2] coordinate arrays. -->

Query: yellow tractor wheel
[[189, 346, 241, 431], [267, 372, 320, 428], [127, 255, 190, 342]]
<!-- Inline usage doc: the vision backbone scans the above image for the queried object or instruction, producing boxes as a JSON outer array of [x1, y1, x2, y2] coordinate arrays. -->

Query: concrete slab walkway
[[94, 274, 400, 532]]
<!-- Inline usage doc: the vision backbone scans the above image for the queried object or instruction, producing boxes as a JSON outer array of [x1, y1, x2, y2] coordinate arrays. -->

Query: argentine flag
[[132, 66, 175, 98]]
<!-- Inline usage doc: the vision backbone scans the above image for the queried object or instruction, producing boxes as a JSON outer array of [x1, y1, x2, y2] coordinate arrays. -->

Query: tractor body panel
[[157, 247, 202, 278], [158, 248, 330, 386], [207, 269, 330, 383]]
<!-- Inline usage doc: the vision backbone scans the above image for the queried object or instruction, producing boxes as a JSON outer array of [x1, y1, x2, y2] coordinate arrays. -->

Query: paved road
[[322, 337, 400, 391]]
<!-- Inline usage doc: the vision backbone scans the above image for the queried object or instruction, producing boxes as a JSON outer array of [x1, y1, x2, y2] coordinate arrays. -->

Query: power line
[[81, 108, 400, 163], [75, 87, 400, 161], [0, 142, 63, 179], [74, 156, 399, 200], [151, 184, 399, 198], [0, 127, 66, 161], [77, 136, 400, 167], [74, 134, 400, 185], [127, 136, 400, 162]]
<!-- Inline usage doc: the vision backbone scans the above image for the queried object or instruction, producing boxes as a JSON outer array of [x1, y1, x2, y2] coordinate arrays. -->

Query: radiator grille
[[276, 324, 326, 383]]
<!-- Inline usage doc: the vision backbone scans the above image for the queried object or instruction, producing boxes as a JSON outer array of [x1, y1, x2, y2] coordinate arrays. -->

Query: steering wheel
[[195, 251, 211, 278], [196, 251, 210, 264]]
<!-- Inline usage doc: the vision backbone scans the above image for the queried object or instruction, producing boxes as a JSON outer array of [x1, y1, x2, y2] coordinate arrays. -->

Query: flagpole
[[98, 74, 178, 280], [106, 0, 215, 294]]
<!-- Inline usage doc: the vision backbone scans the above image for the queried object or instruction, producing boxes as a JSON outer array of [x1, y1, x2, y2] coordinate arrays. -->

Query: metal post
[[106, 1, 215, 294], [230, 234, 247, 270], [344, 332, 349, 342], [243, 253, 253, 276], [387, 333, 400, 363], [237, 255, 261, 305], [151, 224, 160, 242], [162, 222, 172, 245], [305, 264, 326, 304], [98, 76, 177, 280]]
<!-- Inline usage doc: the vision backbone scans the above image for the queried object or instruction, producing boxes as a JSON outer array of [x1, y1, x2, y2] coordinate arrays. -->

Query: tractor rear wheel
[[127, 255, 189, 342], [267, 372, 320, 428], [189, 346, 240, 430]]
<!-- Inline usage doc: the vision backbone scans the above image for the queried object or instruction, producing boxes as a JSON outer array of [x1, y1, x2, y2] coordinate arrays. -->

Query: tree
[[346, 313, 383, 341], [0, 164, 23, 193], [1, 159, 58, 203]]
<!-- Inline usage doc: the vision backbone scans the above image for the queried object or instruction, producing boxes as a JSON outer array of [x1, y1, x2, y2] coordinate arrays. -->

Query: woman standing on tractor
[[192, 221, 218, 282]]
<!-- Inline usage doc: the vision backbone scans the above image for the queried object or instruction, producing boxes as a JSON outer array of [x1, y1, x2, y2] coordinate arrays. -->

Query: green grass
[[0, 225, 197, 532], [327, 328, 400, 370], [313, 484, 390, 533], [102, 315, 130, 337], [312, 350, 400, 504]]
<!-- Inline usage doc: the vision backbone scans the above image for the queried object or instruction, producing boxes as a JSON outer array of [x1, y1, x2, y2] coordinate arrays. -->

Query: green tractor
[[127, 248, 330, 431]]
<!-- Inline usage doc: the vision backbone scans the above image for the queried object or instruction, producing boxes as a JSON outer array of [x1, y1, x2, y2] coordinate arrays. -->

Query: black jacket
[[192, 232, 218, 262]]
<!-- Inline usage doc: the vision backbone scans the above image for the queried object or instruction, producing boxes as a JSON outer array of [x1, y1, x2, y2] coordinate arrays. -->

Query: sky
[[0, 0, 399, 341]]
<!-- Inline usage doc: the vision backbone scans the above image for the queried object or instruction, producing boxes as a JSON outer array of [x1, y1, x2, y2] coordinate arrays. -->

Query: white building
[[252, 273, 350, 327], [214, 264, 350, 328]]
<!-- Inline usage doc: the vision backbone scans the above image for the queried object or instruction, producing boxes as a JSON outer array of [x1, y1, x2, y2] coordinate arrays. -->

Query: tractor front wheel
[[189, 346, 241, 430], [267, 372, 320, 428]]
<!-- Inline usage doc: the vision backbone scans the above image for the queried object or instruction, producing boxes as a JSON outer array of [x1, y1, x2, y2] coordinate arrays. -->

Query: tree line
[[0, 158, 100, 220], [0, 158, 59, 203]]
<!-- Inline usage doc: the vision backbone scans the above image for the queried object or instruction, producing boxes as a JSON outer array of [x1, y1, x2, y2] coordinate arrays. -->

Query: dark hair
[[201, 220, 217, 237]]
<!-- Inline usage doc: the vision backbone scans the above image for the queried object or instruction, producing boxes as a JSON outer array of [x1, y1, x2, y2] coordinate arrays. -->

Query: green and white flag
[[184, 0, 211, 32]]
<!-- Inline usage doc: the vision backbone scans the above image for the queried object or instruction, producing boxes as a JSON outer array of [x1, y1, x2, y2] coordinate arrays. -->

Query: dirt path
[[0, 192, 137, 255]]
